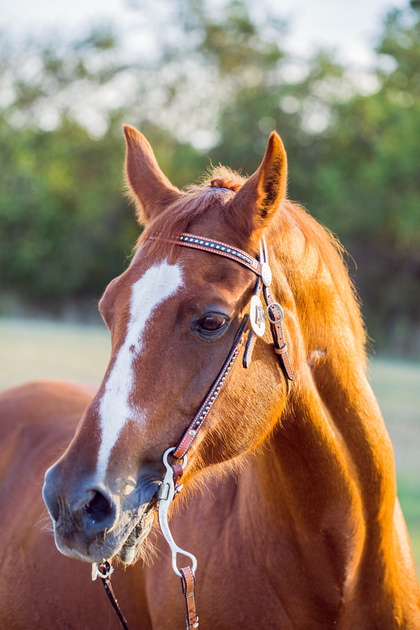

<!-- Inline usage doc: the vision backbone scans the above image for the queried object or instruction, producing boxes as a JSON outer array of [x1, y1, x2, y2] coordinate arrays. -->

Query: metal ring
[[163, 446, 187, 471], [92, 561, 114, 581], [266, 302, 284, 324]]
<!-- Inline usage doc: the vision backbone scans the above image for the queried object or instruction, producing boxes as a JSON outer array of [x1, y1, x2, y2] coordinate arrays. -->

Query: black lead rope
[[97, 562, 130, 630]]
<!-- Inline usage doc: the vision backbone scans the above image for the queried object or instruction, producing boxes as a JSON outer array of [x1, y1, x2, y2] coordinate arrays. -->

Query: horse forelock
[[136, 166, 247, 258]]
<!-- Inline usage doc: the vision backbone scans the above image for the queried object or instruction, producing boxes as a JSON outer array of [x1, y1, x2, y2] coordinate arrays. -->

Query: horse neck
[[239, 211, 398, 599], [239, 375, 399, 618], [265, 204, 397, 516], [247, 362, 396, 542]]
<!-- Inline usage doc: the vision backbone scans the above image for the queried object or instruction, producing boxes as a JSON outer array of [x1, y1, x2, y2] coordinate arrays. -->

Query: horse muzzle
[[42, 462, 159, 564]]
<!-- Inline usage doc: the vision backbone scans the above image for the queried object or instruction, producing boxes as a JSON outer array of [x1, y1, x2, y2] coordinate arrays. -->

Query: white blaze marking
[[96, 261, 183, 478]]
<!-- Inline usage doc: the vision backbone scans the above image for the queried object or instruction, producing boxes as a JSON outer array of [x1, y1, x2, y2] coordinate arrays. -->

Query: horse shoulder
[[0, 380, 94, 471]]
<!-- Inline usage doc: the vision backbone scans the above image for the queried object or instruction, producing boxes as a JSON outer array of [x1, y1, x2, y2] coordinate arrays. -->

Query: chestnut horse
[[0, 126, 419, 629]]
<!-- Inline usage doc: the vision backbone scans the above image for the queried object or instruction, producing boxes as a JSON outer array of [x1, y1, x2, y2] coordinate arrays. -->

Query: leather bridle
[[164, 232, 294, 460], [94, 231, 294, 630]]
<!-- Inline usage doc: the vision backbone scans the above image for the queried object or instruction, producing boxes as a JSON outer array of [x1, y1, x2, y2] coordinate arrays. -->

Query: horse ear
[[227, 131, 287, 242], [123, 125, 181, 224]]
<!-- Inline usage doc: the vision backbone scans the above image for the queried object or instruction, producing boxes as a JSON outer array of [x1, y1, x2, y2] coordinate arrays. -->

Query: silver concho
[[261, 262, 272, 287], [250, 295, 266, 337]]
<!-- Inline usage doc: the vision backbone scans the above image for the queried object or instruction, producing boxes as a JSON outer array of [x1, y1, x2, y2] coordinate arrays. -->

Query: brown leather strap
[[264, 286, 294, 382], [180, 566, 199, 629], [150, 233, 262, 277], [243, 329, 258, 368], [166, 233, 293, 458], [173, 316, 249, 459], [171, 463, 184, 491]]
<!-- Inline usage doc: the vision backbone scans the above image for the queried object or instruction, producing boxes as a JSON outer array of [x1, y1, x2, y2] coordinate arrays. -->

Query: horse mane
[[277, 199, 367, 365]]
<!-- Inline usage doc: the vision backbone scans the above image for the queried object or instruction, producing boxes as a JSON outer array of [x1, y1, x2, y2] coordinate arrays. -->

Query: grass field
[[1, 317, 419, 576]]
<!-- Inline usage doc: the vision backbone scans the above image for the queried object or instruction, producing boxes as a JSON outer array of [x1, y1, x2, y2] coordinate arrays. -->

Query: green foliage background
[[1, 0, 419, 352]]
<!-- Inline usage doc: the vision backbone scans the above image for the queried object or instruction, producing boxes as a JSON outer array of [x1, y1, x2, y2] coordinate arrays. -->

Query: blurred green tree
[[303, 3, 420, 348], [0, 1, 419, 352], [0, 29, 203, 312]]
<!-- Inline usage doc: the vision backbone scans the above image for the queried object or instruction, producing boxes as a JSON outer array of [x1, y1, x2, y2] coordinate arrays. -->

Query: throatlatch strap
[[180, 566, 199, 629], [263, 286, 294, 382]]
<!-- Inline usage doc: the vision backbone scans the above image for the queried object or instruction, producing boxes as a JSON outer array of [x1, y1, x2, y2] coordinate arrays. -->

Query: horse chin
[[116, 508, 156, 565]]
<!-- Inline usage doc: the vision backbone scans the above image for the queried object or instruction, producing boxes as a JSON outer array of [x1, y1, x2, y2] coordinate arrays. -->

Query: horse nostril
[[83, 489, 114, 523]]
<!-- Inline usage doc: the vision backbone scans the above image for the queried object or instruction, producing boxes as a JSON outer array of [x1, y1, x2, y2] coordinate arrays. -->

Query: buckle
[[266, 301, 284, 324]]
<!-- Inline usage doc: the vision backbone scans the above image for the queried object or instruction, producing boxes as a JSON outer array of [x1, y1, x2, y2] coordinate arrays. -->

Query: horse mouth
[[51, 491, 159, 566], [117, 500, 157, 565]]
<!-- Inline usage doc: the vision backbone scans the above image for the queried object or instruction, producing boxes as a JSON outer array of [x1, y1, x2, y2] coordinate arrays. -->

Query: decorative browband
[[150, 233, 262, 277]]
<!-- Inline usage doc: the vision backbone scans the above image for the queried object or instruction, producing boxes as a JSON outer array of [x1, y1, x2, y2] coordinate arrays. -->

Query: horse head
[[42, 126, 293, 565]]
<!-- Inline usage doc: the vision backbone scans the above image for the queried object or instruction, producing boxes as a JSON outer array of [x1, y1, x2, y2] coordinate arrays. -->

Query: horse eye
[[198, 314, 228, 334]]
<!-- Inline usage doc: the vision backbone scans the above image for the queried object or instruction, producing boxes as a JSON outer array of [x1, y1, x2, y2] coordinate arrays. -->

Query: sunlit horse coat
[[1, 127, 419, 629]]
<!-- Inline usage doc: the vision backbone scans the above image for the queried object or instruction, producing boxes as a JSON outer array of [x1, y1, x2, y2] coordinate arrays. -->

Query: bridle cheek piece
[[95, 232, 294, 630]]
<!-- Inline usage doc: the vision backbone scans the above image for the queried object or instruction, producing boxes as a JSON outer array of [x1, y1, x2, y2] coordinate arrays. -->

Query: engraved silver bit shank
[[158, 447, 198, 577]]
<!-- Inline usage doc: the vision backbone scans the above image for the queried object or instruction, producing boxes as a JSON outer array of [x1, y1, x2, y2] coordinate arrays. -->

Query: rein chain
[[94, 232, 294, 630]]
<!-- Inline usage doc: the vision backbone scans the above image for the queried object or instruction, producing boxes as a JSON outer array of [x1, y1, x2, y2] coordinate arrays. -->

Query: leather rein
[[93, 231, 294, 630]]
